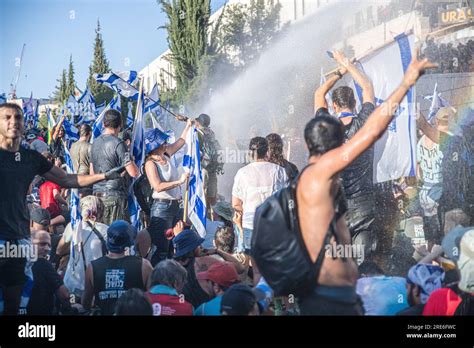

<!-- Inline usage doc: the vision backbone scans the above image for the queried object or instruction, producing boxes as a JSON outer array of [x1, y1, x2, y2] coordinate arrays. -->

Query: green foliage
[[66, 55, 76, 98], [53, 69, 68, 104], [87, 19, 113, 106], [158, 0, 211, 101]]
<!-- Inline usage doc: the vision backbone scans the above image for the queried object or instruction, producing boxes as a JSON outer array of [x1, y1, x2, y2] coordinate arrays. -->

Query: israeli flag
[[352, 33, 417, 183], [129, 93, 146, 230], [32, 100, 40, 128], [94, 71, 139, 100], [17, 239, 35, 315], [22, 94, 34, 127], [127, 102, 134, 129], [144, 83, 160, 114], [64, 145, 81, 228], [66, 95, 79, 116], [63, 118, 80, 142], [94, 101, 106, 118], [78, 86, 96, 124], [424, 83, 449, 124], [183, 126, 207, 237], [91, 95, 121, 142]]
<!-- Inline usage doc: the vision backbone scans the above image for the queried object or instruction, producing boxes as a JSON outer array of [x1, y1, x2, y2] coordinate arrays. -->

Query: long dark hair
[[266, 133, 285, 166]]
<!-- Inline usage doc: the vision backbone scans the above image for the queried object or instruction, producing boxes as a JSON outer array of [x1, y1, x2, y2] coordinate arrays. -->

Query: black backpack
[[251, 170, 346, 298], [133, 172, 153, 216]]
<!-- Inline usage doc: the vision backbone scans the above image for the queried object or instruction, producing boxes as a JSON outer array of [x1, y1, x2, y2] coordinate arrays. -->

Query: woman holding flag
[[143, 118, 193, 266]]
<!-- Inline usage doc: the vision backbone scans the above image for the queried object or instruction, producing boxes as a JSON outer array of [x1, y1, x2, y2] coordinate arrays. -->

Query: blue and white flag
[[182, 126, 207, 237], [127, 102, 134, 129], [129, 93, 146, 230], [424, 83, 449, 124], [22, 93, 34, 128], [144, 83, 160, 114], [16, 238, 35, 315], [64, 145, 81, 229], [78, 86, 96, 124], [91, 95, 120, 142], [320, 67, 334, 114], [351, 33, 416, 183], [94, 101, 106, 119], [32, 99, 40, 128], [0, 93, 6, 104], [66, 95, 79, 116], [94, 71, 139, 100], [63, 118, 80, 142]]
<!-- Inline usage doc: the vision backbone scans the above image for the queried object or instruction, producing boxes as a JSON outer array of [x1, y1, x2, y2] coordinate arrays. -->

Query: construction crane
[[9, 43, 26, 100]]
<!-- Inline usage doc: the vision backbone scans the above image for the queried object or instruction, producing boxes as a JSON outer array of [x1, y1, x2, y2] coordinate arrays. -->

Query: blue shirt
[[194, 295, 222, 316]]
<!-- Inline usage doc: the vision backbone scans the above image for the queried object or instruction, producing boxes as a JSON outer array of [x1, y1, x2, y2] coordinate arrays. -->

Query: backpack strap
[[86, 221, 108, 256]]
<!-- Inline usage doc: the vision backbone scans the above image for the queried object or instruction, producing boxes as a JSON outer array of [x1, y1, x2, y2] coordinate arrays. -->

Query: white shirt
[[151, 159, 183, 200], [63, 220, 108, 294], [417, 135, 443, 186], [232, 161, 288, 229]]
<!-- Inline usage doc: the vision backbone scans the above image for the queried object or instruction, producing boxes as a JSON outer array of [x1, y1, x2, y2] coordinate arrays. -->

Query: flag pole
[[182, 129, 192, 222]]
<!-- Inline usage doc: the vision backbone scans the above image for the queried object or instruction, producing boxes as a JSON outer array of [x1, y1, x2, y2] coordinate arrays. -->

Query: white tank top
[[151, 158, 182, 200]]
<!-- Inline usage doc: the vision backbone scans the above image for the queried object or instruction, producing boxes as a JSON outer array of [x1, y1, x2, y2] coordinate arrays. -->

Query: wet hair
[[332, 86, 356, 110], [114, 288, 153, 316], [214, 226, 235, 253], [266, 133, 285, 166], [103, 109, 122, 129], [358, 261, 384, 277], [79, 124, 92, 137], [249, 137, 268, 160], [304, 114, 344, 157], [0, 102, 23, 116], [150, 259, 188, 290]]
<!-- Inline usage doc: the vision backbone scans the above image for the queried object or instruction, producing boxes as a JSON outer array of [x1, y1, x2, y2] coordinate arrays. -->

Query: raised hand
[[402, 47, 438, 88]]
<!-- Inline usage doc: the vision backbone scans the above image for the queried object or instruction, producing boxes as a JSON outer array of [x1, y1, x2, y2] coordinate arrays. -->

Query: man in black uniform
[[90, 109, 139, 225], [314, 50, 376, 262], [0, 103, 123, 315]]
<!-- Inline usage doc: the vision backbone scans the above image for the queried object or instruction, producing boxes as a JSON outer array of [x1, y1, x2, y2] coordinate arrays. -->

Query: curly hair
[[266, 133, 285, 167]]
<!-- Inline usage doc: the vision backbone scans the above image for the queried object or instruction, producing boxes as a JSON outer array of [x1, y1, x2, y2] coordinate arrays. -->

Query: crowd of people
[[422, 38, 474, 74], [0, 47, 473, 317]]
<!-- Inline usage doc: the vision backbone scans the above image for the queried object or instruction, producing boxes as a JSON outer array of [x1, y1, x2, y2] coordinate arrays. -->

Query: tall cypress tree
[[158, 0, 211, 100], [53, 69, 68, 104], [87, 19, 113, 105], [66, 54, 76, 98]]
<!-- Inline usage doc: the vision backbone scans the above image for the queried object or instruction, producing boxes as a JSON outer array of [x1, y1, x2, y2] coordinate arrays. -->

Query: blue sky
[[0, 0, 228, 99]]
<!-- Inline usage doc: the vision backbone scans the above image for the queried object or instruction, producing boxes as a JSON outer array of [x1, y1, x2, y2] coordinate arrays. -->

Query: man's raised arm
[[317, 48, 437, 179], [333, 50, 375, 105]]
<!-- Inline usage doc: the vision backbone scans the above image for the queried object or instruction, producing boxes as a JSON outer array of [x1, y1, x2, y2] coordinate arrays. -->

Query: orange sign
[[439, 7, 473, 25]]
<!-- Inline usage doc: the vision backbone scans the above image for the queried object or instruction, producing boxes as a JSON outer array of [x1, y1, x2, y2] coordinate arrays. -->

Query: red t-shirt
[[146, 293, 193, 316], [39, 181, 62, 218], [422, 288, 461, 316]]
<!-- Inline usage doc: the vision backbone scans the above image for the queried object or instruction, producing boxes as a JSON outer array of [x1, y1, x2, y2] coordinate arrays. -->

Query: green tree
[[53, 69, 68, 104], [66, 54, 76, 98], [158, 0, 211, 100], [87, 19, 113, 106]]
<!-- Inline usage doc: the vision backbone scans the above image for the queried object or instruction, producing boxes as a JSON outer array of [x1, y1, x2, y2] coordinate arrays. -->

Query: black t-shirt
[[27, 258, 63, 315], [315, 102, 375, 200], [91, 255, 145, 315], [90, 134, 131, 196], [0, 147, 53, 240]]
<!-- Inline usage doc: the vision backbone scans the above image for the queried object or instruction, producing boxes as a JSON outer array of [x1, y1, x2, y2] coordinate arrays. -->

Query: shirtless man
[[297, 50, 436, 314]]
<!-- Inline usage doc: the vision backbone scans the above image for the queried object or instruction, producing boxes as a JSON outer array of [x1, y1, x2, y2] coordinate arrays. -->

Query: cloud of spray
[[197, 0, 385, 198]]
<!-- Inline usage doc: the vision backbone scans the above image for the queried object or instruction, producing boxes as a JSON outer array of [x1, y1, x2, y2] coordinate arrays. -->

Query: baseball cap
[[221, 283, 265, 315], [107, 220, 134, 253], [197, 261, 239, 289], [173, 229, 204, 258], [30, 208, 51, 226], [458, 230, 474, 294], [442, 226, 472, 262], [195, 113, 211, 127]]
